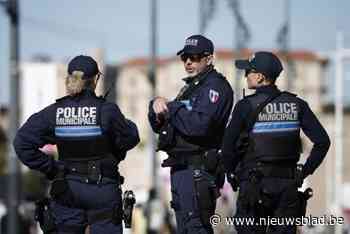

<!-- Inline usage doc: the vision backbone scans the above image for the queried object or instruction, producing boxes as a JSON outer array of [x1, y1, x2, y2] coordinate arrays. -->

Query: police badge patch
[[209, 89, 219, 103]]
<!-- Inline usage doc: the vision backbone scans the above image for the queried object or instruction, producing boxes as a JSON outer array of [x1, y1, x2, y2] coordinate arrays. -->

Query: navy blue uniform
[[149, 68, 233, 234], [14, 90, 140, 234], [222, 85, 330, 234]]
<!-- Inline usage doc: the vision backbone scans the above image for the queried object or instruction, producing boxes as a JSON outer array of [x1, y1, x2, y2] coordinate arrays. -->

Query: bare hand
[[152, 97, 169, 115]]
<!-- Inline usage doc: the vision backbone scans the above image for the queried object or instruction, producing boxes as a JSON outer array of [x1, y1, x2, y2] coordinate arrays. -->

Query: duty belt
[[183, 153, 205, 166], [238, 162, 296, 181], [64, 160, 120, 182], [162, 153, 206, 168]]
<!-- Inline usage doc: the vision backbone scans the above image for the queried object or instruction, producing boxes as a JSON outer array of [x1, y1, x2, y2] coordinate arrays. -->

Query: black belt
[[184, 154, 205, 166], [163, 153, 206, 169], [260, 165, 295, 178], [238, 163, 296, 180], [64, 161, 119, 181]]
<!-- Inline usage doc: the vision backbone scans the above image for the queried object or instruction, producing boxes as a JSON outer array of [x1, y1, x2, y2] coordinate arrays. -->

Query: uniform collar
[[255, 85, 280, 94]]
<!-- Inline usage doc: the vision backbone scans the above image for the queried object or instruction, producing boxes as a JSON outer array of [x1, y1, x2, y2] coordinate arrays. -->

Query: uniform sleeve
[[103, 103, 140, 152], [148, 99, 164, 133], [167, 82, 230, 137], [13, 107, 58, 178], [298, 99, 331, 177], [221, 100, 251, 173]]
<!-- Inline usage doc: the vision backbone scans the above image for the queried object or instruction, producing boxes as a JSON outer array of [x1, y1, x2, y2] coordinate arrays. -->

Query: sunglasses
[[180, 54, 206, 63], [245, 69, 257, 77]]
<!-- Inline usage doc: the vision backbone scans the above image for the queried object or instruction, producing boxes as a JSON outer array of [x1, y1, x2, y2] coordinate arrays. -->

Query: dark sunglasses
[[180, 54, 206, 63], [245, 69, 257, 77]]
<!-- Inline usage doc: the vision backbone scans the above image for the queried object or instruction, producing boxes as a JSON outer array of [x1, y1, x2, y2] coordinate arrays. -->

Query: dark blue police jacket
[[149, 67, 234, 151], [222, 85, 330, 178], [13, 89, 140, 178]]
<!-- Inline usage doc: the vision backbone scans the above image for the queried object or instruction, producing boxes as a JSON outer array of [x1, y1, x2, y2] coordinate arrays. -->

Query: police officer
[[148, 35, 234, 234], [13, 55, 140, 234], [222, 51, 331, 234]]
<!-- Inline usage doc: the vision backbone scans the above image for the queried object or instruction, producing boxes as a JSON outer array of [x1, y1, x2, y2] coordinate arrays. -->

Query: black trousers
[[235, 178, 298, 234], [170, 167, 215, 234]]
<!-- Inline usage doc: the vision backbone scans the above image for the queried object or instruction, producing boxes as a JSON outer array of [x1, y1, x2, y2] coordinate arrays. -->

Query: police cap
[[68, 55, 100, 79], [235, 51, 283, 80], [177, 35, 214, 56]]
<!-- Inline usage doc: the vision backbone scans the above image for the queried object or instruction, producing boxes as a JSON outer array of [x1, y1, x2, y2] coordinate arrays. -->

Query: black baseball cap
[[235, 51, 283, 80], [176, 35, 214, 56], [67, 55, 100, 79]]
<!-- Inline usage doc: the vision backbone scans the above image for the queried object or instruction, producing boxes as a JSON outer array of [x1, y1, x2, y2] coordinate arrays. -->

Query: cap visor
[[235, 60, 252, 70], [176, 49, 184, 56]]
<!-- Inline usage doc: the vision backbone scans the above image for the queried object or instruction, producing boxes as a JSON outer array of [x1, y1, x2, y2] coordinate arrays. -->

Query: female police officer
[[222, 51, 330, 234], [14, 55, 140, 234]]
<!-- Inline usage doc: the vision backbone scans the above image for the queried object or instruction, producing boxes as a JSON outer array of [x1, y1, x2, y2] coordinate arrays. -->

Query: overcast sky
[[0, 0, 349, 105]]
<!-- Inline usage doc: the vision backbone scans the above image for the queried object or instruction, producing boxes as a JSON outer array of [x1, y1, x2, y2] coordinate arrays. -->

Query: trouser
[[235, 178, 298, 234], [170, 167, 216, 234], [50, 175, 123, 234]]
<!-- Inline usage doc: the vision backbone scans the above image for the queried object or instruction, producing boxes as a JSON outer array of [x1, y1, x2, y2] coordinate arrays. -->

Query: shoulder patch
[[209, 89, 220, 103]]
